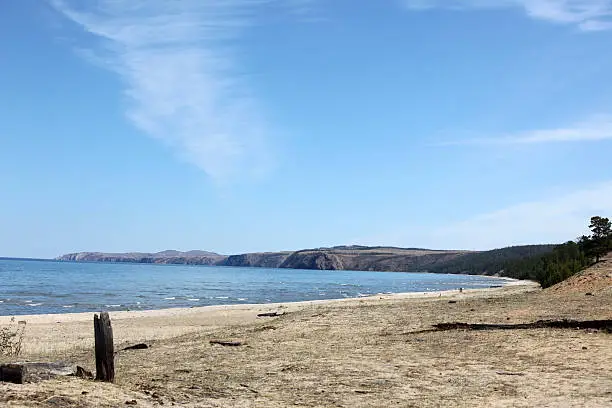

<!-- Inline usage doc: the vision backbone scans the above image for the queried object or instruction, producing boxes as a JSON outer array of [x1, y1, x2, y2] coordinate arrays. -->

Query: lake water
[[0, 258, 509, 316]]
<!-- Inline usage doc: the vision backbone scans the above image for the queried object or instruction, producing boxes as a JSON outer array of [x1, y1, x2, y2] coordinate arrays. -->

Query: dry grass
[[1, 282, 611, 407], [0, 317, 26, 357]]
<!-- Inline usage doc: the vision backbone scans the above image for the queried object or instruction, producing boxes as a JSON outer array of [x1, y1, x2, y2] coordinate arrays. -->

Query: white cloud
[[429, 181, 612, 249], [440, 115, 612, 145], [360, 181, 612, 250], [50, 0, 288, 182], [402, 0, 612, 31]]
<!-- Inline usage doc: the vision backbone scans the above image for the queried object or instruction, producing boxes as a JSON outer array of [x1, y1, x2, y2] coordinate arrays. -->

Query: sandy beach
[[1, 279, 611, 407], [0, 281, 530, 356]]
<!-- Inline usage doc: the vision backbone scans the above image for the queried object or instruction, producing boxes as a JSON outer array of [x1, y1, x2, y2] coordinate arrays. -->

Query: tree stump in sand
[[94, 312, 115, 382], [0, 364, 26, 384]]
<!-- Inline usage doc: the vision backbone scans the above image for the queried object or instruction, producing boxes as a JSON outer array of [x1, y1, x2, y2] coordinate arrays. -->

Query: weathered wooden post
[[93, 312, 114, 382]]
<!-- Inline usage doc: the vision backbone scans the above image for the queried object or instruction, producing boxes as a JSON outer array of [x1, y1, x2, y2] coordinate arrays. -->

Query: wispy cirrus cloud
[[402, 0, 612, 31], [438, 115, 612, 146], [50, 0, 305, 182]]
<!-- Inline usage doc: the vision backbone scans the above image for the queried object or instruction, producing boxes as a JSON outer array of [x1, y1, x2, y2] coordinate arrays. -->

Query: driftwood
[[254, 325, 277, 332], [94, 312, 115, 382], [0, 362, 76, 384], [209, 340, 244, 347], [257, 311, 285, 318], [122, 343, 149, 351], [240, 383, 259, 394], [496, 371, 526, 376], [419, 319, 612, 333], [75, 365, 94, 379]]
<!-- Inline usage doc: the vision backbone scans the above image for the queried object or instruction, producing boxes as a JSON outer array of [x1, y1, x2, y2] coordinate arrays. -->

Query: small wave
[[105, 304, 121, 308], [164, 297, 176, 300], [62, 305, 74, 308], [0, 300, 3, 303], [340, 283, 359, 287], [24, 300, 33, 303], [47, 294, 70, 298], [188, 298, 199, 302], [357, 293, 370, 297], [237, 298, 247, 301], [215, 296, 229, 299], [28, 303, 43, 307]]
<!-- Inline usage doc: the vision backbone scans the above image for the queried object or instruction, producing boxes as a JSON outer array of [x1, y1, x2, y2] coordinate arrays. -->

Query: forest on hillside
[[429, 216, 611, 288], [426, 245, 555, 275]]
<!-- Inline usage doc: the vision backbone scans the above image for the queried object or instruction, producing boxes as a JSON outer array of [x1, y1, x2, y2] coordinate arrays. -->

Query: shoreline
[[0, 279, 537, 324], [1, 260, 526, 320], [1, 280, 540, 357]]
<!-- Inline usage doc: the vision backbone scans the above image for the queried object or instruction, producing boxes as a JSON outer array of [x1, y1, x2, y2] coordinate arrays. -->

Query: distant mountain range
[[56, 250, 226, 265], [56, 244, 556, 275]]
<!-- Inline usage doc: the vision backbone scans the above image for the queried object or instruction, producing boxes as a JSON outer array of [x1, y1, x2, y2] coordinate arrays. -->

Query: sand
[[0, 282, 529, 356], [1, 279, 611, 407]]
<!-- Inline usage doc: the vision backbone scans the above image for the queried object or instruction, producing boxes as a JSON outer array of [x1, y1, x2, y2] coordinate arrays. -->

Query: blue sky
[[2, 0, 612, 258]]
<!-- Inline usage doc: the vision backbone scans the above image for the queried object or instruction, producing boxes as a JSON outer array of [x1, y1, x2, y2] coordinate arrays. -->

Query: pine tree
[[587, 216, 612, 262]]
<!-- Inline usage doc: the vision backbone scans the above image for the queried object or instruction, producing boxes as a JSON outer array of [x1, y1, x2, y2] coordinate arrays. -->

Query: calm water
[[0, 259, 509, 316]]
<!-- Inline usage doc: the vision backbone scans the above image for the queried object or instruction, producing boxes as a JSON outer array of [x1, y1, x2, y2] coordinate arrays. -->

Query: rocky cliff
[[279, 250, 345, 270], [222, 252, 292, 268], [57, 246, 470, 272]]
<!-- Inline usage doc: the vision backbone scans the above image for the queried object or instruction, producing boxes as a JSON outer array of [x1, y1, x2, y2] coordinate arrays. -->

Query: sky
[[1, 0, 612, 258]]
